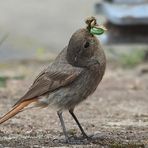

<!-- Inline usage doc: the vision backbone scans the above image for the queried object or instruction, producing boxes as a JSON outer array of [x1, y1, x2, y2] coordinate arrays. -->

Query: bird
[[0, 16, 106, 142]]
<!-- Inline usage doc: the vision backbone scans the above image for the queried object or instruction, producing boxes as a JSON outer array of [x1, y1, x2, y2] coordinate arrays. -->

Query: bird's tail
[[0, 99, 37, 124]]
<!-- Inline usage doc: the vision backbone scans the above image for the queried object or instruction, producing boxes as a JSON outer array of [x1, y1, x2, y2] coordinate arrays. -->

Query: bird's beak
[[97, 25, 107, 31], [90, 25, 107, 35]]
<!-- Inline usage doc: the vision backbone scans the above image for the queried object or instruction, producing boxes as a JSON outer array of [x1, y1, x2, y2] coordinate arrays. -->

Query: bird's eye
[[84, 42, 90, 48]]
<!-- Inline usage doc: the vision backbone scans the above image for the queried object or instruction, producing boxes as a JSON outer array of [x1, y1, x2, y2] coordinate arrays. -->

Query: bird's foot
[[53, 135, 91, 145], [82, 132, 94, 141], [53, 138, 70, 144], [68, 135, 91, 144]]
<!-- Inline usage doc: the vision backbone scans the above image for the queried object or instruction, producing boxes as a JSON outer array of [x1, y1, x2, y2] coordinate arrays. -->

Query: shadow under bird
[[0, 17, 106, 143]]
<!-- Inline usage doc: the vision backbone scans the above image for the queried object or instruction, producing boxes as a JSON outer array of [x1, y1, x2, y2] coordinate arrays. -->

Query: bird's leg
[[69, 109, 89, 139], [57, 111, 69, 142]]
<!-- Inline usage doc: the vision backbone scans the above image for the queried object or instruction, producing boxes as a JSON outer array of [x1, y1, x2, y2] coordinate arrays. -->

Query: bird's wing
[[15, 64, 83, 105]]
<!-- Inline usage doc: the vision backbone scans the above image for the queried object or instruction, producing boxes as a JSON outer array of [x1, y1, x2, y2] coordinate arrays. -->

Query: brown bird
[[0, 17, 106, 142]]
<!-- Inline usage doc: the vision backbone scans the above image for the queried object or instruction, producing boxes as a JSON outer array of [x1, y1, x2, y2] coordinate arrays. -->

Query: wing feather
[[15, 64, 83, 105]]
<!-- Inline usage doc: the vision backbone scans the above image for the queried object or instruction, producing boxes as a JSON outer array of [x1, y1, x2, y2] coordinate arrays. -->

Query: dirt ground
[[0, 62, 148, 148]]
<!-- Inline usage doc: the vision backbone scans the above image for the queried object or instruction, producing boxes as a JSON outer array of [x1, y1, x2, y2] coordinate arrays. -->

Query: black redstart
[[0, 16, 106, 142]]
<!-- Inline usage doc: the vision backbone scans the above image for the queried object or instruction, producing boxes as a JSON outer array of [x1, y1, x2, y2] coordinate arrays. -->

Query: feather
[[0, 99, 36, 124]]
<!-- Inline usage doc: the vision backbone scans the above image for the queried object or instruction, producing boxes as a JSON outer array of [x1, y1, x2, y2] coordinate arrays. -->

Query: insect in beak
[[90, 25, 107, 35]]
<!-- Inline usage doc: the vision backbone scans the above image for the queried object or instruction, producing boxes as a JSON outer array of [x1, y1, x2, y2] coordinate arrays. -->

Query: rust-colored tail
[[0, 99, 36, 124]]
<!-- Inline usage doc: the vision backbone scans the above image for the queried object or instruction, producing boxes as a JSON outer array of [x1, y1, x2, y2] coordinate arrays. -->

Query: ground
[[0, 61, 148, 148]]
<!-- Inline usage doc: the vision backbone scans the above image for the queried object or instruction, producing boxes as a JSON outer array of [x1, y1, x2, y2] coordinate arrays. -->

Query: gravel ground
[[0, 62, 148, 147]]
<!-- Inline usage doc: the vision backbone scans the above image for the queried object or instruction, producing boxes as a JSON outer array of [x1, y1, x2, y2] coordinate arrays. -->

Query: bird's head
[[67, 16, 106, 68]]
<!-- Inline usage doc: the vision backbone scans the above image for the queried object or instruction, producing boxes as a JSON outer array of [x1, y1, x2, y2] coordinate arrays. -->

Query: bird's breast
[[45, 53, 106, 110], [78, 64, 104, 98]]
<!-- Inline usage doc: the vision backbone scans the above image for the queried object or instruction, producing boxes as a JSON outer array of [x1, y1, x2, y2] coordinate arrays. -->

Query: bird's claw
[[53, 135, 92, 145]]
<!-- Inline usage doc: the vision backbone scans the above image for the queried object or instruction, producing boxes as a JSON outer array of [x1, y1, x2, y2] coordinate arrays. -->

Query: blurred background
[[0, 0, 148, 65], [0, 0, 102, 61], [0, 0, 148, 63], [0, 0, 148, 147]]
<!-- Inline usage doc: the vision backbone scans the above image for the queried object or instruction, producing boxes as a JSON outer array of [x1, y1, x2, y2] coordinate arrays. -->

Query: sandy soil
[[0, 63, 148, 148]]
